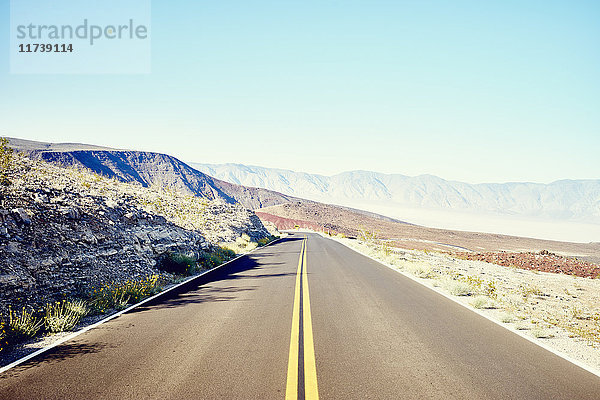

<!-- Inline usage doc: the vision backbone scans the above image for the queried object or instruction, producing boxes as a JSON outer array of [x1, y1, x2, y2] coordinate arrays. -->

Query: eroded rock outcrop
[[0, 153, 270, 315]]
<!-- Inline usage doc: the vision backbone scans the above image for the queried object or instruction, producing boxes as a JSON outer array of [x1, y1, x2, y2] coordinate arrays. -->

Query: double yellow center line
[[285, 237, 319, 400]]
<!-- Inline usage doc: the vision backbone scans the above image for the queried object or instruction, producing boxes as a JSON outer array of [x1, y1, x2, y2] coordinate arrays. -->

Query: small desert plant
[[112, 291, 131, 310], [89, 275, 163, 313], [470, 296, 495, 309], [569, 305, 584, 320], [0, 323, 7, 352], [357, 227, 378, 243], [463, 275, 483, 290], [158, 252, 198, 275], [518, 284, 544, 300], [531, 328, 552, 339], [441, 278, 471, 296], [499, 313, 514, 323], [406, 263, 435, 279], [214, 247, 236, 261], [257, 237, 271, 247], [483, 280, 497, 299], [65, 299, 90, 318], [44, 300, 86, 333], [223, 234, 259, 254], [0, 137, 14, 186], [514, 321, 529, 330], [381, 242, 393, 257], [198, 248, 232, 269], [6, 306, 44, 341]]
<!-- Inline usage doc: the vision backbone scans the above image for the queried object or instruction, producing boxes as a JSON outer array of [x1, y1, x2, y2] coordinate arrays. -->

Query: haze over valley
[[193, 163, 600, 243]]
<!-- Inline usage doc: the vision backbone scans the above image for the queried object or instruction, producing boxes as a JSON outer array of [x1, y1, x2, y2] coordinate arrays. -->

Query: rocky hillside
[[9, 138, 296, 210], [0, 151, 271, 316]]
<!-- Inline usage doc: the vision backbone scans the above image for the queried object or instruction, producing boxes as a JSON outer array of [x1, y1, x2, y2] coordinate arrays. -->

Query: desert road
[[1, 233, 600, 399]]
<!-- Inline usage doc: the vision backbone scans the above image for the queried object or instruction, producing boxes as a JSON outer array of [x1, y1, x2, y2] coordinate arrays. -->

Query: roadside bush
[[406, 263, 435, 279], [499, 313, 514, 323], [158, 252, 198, 275], [6, 306, 43, 343], [257, 235, 278, 247], [358, 227, 378, 243], [470, 295, 495, 309], [44, 300, 86, 333], [123, 275, 162, 302], [0, 137, 14, 186], [440, 277, 471, 296], [531, 328, 552, 339], [0, 323, 7, 352], [65, 299, 90, 318], [198, 247, 235, 269], [213, 247, 236, 262], [89, 275, 163, 313]]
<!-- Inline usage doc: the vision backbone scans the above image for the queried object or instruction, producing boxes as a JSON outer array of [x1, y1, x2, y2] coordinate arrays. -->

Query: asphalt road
[[1, 233, 600, 399]]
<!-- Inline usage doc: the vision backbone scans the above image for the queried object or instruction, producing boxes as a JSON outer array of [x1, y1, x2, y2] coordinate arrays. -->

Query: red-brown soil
[[454, 251, 600, 279], [255, 212, 326, 233]]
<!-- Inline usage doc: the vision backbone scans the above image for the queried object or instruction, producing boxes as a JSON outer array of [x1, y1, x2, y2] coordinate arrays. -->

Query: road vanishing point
[[1, 233, 600, 399]]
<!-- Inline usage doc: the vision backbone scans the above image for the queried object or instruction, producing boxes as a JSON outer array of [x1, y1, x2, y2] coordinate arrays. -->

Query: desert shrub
[[257, 235, 278, 247], [406, 263, 434, 279], [122, 275, 162, 302], [531, 328, 552, 338], [89, 275, 162, 313], [483, 280, 497, 299], [470, 296, 495, 309], [0, 137, 14, 186], [197, 251, 221, 269], [0, 323, 7, 352], [65, 299, 90, 318], [440, 277, 471, 296], [158, 252, 198, 275], [198, 247, 234, 269], [518, 284, 544, 301], [381, 242, 393, 257], [6, 306, 43, 343], [357, 227, 378, 243], [222, 234, 260, 254], [213, 247, 236, 261], [499, 313, 514, 323], [44, 300, 86, 333]]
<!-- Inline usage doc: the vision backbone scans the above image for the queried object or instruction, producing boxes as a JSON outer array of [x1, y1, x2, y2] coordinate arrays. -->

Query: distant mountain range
[[8, 138, 297, 210], [191, 163, 600, 224], [8, 138, 599, 241]]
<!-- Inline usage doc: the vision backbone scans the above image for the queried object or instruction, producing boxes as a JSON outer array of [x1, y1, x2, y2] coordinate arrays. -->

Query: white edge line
[[319, 233, 600, 379], [0, 237, 284, 375]]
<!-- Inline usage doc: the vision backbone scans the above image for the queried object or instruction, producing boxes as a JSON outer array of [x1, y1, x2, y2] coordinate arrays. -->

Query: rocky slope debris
[[0, 152, 270, 316]]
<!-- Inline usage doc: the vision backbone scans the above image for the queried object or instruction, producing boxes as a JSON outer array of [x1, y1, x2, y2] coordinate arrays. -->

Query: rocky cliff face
[[0, 153, 270, 315], [9, 138, 296, 210]]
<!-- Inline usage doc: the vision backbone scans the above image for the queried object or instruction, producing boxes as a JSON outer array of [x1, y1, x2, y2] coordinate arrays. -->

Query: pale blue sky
[[0, 1, 598, 183]]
